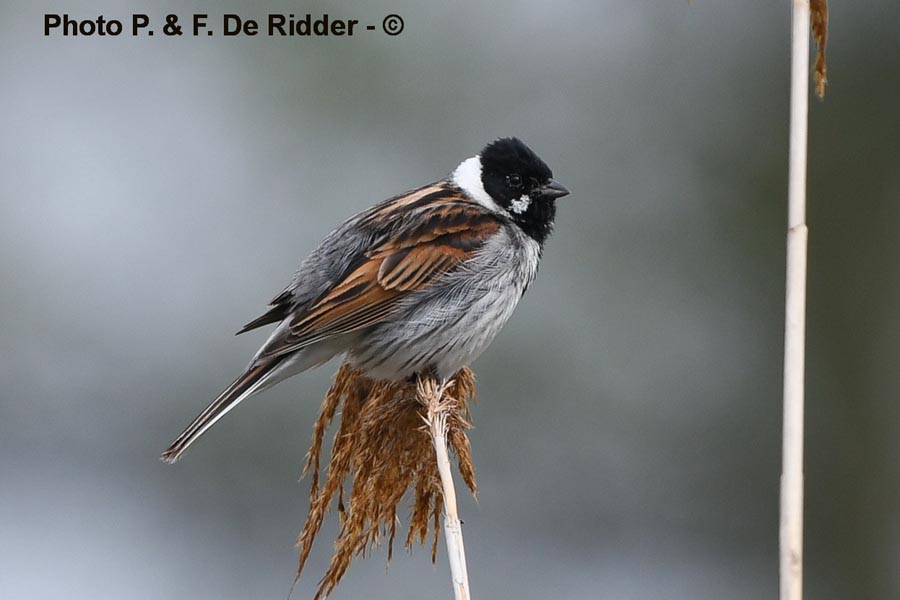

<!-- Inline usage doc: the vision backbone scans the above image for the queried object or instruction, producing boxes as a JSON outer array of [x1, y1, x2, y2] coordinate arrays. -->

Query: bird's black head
[[479, 137, 569, 244]]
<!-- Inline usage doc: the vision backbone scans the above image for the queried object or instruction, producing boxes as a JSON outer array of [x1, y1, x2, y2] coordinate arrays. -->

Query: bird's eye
[[507, 174, 523, 188]]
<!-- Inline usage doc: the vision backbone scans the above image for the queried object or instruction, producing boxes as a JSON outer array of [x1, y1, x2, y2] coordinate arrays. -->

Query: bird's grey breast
[[352, 224, 541, 379]]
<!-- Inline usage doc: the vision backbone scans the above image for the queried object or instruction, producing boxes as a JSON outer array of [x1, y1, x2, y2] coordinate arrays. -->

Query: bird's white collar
[[452, 155, 505, 213]]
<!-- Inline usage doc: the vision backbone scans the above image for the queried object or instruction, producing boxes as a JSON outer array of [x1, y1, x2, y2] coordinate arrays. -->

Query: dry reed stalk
[[294, 363, 477, 599], [781, 0, 822, 598], [419, 377, 471, 600]]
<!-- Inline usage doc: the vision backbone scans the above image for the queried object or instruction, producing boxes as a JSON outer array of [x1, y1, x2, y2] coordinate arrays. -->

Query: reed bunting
[[162, 137, 569, 463]]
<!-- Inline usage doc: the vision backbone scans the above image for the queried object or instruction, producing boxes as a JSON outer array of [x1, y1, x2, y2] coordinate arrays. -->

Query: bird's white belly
[[350, 285, 523, 379]]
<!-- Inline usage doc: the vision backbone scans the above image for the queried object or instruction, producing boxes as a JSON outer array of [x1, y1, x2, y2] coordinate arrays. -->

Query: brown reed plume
[[294, 363, 477, 599], [810, 0, 828, 98]]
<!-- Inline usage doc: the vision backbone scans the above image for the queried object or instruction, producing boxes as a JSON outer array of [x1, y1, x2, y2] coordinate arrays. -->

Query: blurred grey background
[[2, 1, 899, 598]]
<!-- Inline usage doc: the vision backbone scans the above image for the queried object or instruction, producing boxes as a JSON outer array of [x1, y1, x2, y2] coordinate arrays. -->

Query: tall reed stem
[[421, 379, 471, 600], [781, 1, 810, 598]]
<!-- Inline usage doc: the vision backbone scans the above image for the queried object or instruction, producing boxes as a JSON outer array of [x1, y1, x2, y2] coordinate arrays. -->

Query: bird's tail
[[160, 357, 284, 464]]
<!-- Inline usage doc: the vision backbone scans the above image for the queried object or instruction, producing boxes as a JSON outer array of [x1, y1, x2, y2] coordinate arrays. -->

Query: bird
[[161, 137, 569, 463]]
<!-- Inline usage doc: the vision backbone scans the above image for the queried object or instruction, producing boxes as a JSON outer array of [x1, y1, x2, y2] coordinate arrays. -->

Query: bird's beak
[[540, 179, 570, 200]]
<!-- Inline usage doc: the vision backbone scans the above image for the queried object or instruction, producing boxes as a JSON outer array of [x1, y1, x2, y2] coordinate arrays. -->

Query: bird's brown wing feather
[[237, 182, 458, 336], [257, 198, 501, 359]]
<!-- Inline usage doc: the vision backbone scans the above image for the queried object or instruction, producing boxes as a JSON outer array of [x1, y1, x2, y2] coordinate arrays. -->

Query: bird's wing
[[255, 195, 502, 359], [236, 182, 458, 335], [235, 287, 296, 335]]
